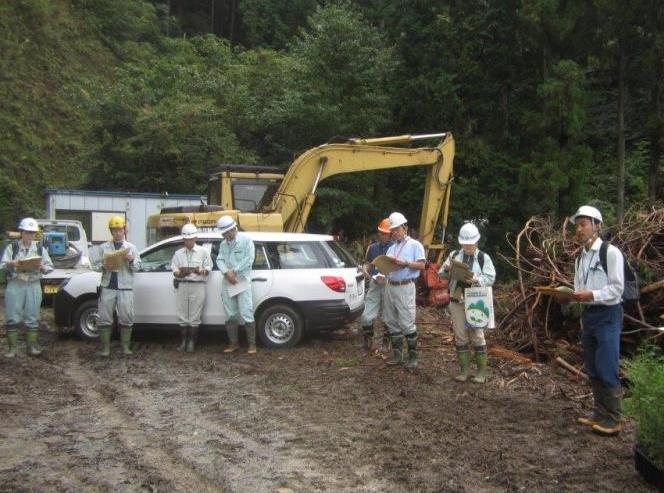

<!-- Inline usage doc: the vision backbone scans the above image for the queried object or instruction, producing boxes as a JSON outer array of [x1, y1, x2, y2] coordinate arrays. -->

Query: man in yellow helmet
[[91, 215, 141, 356]]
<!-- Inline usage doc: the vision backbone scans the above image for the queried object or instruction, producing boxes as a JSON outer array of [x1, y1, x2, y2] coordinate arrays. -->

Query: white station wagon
[[54, 232, 365, 348]]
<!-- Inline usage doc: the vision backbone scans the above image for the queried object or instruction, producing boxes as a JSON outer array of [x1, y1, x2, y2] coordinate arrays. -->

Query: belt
[[178, 280, 205, 283], [584, 304, 617, 313], [450, 298, 462, 303], [388, 279, 416, 286]]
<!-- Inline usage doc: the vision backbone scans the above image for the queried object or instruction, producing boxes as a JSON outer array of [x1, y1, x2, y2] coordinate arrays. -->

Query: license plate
[[43, 285, 59, 294]]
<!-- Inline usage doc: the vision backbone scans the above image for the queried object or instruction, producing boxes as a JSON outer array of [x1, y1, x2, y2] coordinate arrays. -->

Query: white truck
[[36, 219, 92, 300]]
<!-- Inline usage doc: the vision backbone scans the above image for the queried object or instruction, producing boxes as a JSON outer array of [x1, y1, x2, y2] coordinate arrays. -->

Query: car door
[[133, 240, 182, 325], [204, 240, 274, 324]]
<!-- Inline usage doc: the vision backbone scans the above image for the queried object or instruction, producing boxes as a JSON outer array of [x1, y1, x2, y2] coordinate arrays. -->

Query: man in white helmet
[[1, 217, 53, 357], [570, 205, 624, 436], [216, 215, 257, 354], [92, 215, 141, 357], [171, 223, 212, 352], [439, 222, 496, 383], [382, 211, 426, 369]]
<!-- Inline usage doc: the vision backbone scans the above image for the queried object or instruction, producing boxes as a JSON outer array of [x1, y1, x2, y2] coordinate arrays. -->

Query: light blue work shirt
[[0, 240, 54, 282], [385, 236, 425, 282], [92, 240, 141, 289], [216, 233, 255, 280]]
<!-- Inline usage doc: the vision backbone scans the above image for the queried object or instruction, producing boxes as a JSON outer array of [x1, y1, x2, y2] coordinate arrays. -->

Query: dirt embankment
[[0, 305, 655, 492]]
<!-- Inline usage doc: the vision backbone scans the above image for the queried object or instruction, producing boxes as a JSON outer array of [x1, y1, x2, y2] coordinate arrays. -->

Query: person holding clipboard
[[216, 216, 256, 354]]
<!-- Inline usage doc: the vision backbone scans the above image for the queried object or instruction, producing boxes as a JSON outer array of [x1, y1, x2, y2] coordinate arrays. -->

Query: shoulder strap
[[478, 251, 485, 271], [599, 241, 608, 274], [11, 241, 19, 260]]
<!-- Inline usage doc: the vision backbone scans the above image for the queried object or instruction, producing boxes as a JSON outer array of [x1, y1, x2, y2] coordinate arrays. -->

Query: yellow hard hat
[[108, 215, 126, 229]]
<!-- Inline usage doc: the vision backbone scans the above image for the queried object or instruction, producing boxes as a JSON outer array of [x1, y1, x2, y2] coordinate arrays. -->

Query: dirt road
[[0, 305, 654, 492]]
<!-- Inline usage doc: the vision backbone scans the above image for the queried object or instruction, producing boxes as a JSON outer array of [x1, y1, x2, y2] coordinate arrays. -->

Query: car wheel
[[257, 304, 303, 348], [74, 299, 100, 340]]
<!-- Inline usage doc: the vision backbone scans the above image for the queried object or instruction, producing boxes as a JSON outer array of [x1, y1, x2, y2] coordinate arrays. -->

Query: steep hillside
[[0, 0, 116, 229]]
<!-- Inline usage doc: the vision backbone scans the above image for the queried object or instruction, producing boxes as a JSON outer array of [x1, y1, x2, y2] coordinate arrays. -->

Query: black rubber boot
[[362, 325, 374, 350], [186, 326, 198, 353], [592, 386, 623, 436], [386, 335, 404, 366], [177, 326, 188, 352], [246, 323, 257, 354], [578, 379, 606, 426], [224, 320, 239, 353], [405, 332, 418, 370]]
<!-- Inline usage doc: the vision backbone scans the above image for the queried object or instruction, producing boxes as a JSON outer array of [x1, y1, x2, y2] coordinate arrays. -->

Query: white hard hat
[[458, 222, 480, 245], [571, 205, 603, 224], [18, 217, 39, 232], [388, 212, 408, 229], [181, 223, 198, 239], [217, 215, 237, 234]]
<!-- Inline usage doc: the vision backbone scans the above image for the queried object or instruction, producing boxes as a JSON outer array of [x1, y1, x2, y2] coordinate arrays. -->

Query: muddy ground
[[0, 299, 655, 493]]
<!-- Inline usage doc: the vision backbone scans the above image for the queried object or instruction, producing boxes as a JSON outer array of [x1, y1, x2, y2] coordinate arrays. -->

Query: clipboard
[[177, 266, 196, 277], [535, 286, 574, 302], [227, 275, 250, 297], [449, 260, 474, 282], [372, 255, 400, 275], [103, 248, 129, 271], [16, 256, 42, 272]]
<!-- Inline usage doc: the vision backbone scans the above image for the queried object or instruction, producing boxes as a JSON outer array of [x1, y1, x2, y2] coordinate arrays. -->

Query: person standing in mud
[[92, 216, 141, 357], [216, 215, 257, 354], [439, 223, 496, 383], [382, 212, 426, 370], [1, 217, 53, 357], [171, 223, 212, 352], [359, 218, 393, 351], [570, 205, 624, 436]]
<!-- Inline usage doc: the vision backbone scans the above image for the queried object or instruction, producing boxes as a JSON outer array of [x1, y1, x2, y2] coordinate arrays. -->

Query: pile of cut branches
[[495, 204, 664, 362]]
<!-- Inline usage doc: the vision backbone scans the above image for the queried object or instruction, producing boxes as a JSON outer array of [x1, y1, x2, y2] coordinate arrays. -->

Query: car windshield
[[322, 241, 358, 268]]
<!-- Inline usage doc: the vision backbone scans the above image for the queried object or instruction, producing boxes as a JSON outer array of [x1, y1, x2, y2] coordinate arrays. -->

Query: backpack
[[11, 240, 43, 259], [598, 242, 640, 302], [575, 241, 639, 303]]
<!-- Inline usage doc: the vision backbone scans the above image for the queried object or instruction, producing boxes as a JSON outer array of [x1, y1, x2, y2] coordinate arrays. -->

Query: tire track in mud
[[65, 347, 390, 492], [61, 348, 229, 493]]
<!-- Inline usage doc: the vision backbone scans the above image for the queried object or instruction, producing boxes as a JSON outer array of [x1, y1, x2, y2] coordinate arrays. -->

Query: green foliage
[[624, 347, 664, 469]]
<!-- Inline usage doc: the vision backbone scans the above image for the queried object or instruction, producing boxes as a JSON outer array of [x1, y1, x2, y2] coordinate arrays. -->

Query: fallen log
[[555, 356, 589, 380]]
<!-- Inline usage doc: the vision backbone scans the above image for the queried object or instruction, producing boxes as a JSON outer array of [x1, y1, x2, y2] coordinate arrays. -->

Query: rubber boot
[[120, 325, 133, 355], [177, 326, 188, 352], [405, 333, 418, 371], [97, 326, 112, 357], [224, 320, 240, 353], [379, 334, 391, 354], [386, 335, 404, 366], [26, 330, 42, 356], [361, 325, 374, 351], [454, 345, 471, 382], [471, 346, 488, 384], [4, 327, 18, 358], [578, 379, 606, 426], [186, 326, 198, 353], [592, 386, 623, 436], [246, 323, 257, 355]]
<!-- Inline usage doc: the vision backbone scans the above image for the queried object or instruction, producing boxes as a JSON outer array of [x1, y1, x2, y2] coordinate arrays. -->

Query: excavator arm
[[264, 133, 455, 259]]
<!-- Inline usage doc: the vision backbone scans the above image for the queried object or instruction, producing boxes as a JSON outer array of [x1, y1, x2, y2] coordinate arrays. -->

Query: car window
[[140, 242, 183, 272], [322, 241, 358, 268], [210, 241, 269, 270], [265, 242, 327, 269]]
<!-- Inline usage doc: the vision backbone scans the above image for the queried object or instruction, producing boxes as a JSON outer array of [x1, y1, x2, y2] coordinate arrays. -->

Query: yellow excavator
[[146, 132, 455, 265]]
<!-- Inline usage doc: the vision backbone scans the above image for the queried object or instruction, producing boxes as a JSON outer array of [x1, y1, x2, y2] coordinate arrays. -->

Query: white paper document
[[227, 275, 250, 297]]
